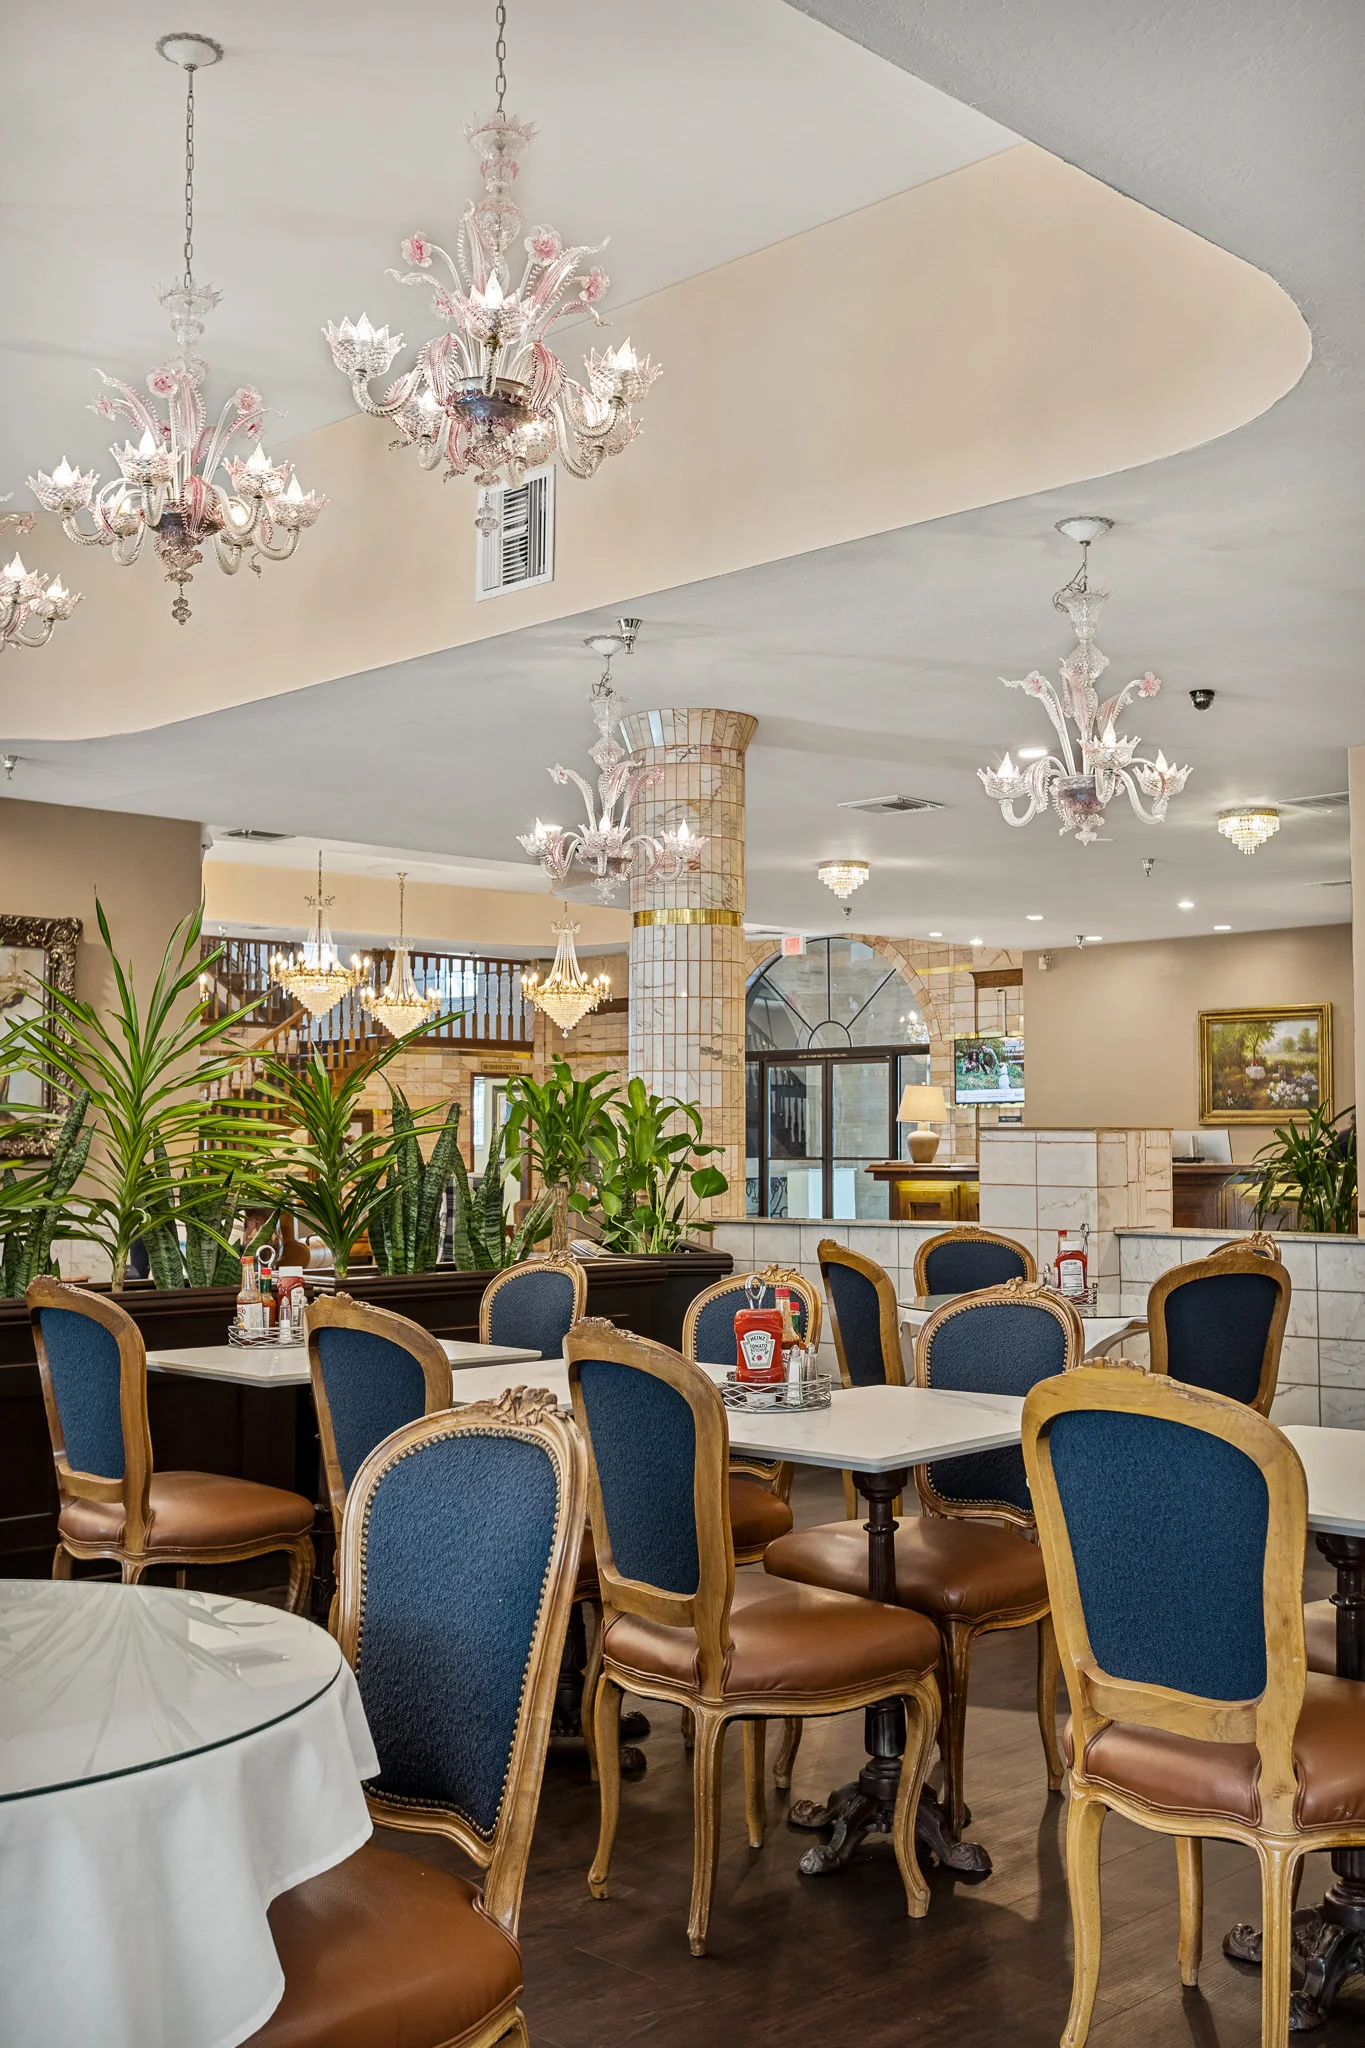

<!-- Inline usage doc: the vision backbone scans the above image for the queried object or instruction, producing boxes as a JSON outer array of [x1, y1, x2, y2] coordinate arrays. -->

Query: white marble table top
[[144, 1337, 541, 1388], [898, 1300, 1145, 1363], [1283, 1425, 1365, 1538]]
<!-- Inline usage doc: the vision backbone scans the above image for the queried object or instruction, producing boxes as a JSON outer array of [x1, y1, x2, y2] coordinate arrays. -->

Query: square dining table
[[899, 1293, 1146, 1363]]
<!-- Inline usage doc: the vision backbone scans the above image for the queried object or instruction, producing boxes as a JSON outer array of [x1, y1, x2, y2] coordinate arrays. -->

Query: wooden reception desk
[[864, 1162, 981, 1223]]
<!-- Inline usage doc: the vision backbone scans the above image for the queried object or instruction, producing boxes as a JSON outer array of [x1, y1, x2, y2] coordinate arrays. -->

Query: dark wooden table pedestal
[[1223, 1531, 1365, 2028], [786, 1466, 992, 1879]]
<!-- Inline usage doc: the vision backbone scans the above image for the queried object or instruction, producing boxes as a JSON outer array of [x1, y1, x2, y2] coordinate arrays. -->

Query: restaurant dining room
[[4, 3, 1365, 2044]]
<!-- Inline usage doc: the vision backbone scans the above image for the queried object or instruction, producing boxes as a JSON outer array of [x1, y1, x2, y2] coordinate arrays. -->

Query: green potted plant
[[503, 1058, 620, 1228], [587, 1077, 729, 1254], [0, 1092, 96, 1297], [1240, 1104, 1357, 1233]]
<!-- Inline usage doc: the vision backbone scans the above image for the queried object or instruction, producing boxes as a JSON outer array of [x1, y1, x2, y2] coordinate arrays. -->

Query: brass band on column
[[631, 908, 744, 927]]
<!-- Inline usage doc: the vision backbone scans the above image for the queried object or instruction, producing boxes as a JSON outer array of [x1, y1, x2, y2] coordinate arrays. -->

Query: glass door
[[832, 1059, 892, 1219], [766, 1063, 824, 1219]]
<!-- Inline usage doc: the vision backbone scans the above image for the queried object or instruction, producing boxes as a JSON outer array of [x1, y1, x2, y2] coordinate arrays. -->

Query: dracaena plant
[[1242, 1103, 1358, 1234], [503, 1058, 620, 1221], [587, 1077, 728, 1254]]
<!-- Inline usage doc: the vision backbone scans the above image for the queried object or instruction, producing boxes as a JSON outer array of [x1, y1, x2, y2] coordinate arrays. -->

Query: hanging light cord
[[182, 62, 198, 288], [494, 0, 508, 112]]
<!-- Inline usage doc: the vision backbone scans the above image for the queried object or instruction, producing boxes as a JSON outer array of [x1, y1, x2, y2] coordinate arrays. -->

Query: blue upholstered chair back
[[688, 1281, 809, 1366], [821, 1256, 892, 1386], [921, 1298, 1073, 1516], [314, 1326, 429, 1492], [574, 1354, 702, 1596], [485, 1264, 579, 1358], [1156, 1267, 1283, 1407], [352, 1420, 566, 1839], [921, 1233, 1031, 1296], [37, 1304, 128, 1480], [1046, 1406, 1270, 1700]]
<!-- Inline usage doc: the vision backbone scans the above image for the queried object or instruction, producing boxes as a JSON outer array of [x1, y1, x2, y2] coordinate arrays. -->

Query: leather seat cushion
[[764, 1515, 1047, 1621], [728, 1475, 794, 1554], [1064, 1673, 1365, 1828], [603, 1571, 939, 1700], [1306, 1597, 1337, 1676], [246, 1842, 521, 2047], [59, 1470, 315, 1552]]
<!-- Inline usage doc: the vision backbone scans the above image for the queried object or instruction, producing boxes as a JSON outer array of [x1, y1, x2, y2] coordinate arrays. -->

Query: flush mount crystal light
[[817, 860, 870, 901], [325, 0, 660, 527], [1218, 806, 1280, 856], [979, 518, 1191, 845], [361, 873, 442, 1036], [0, 512, 79, 653], [29, 36, 324, 625], [521, 911, 612, 1035], [271, 855, 367, 1018]]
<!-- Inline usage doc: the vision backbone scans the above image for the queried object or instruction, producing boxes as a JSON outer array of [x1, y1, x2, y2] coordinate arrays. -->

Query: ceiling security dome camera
[[1189, 688, 1216, 711]]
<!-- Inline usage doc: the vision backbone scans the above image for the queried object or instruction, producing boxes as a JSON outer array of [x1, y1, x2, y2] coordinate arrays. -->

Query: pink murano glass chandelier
[[978, 518, 1192, 844], [325, 0, 660, 514], [29, 36, 324, 624]]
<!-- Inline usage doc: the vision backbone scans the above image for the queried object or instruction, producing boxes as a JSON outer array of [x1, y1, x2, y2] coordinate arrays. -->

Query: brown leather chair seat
[[1306, 1597, 1337, 1675], [604, 1571, 940, 1700], [728, 1474, 794, 1553], [246, 1842, 521, 2048], [1063, 1672, 1365, 1828], [58, 1471, 314, 1551], [765, 1514, 1047, 1621]]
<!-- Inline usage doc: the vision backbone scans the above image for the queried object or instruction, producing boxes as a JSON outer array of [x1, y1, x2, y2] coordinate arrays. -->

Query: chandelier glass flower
[[271, 856, 367, 1019], [521, 911, 612, 1035], [361, 873, 442, 1036], [979, 517, 1192, 845], [29, 36, 324, 625], [518, 623, 704, 902], [0, 513, 80, 654], [1218, 806, 1280, 856], [325, 0, 660, 516]]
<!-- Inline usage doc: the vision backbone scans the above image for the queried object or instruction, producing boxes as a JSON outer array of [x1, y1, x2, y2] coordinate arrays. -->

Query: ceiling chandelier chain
[[519, 621, 706, 902], [360, 872, 443, 1036], [0, 508, 79, 653], [978, 517, 1193, 845], [30, 33, 324, 626], [325, 0, 660, 518], [521, 909, 612, 1036], [270, 853, 367, 1018], [493, 0, 508, 115]]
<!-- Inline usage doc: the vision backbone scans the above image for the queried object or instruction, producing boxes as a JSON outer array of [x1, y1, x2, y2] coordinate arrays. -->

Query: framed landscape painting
[[1199, 1003, 1332, 1124]]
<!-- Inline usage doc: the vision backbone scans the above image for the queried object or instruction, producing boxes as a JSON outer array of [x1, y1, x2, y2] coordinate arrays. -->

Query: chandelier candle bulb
[[0, 513, 81, 653]]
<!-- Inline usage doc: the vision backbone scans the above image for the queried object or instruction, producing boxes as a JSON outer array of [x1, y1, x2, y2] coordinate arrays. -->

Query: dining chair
[[912, 1223, 1037, 1296], [566, 1320, 942, 1957], [1146, 1247, 1291, 1415], [1212, 1230, 1281, 1258], [30, 1278, 315, 1609], [307, 1292, 453, 1542], [479, 1253, 587, 1357], [245, 1385, 587, 2048], [765, 1280, 1084, 1837], [1023, 1362, 1365, 2048]]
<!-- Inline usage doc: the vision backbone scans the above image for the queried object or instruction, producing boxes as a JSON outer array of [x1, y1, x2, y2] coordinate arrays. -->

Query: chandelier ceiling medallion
[[325, 0, 660, 522], [0, 511, 79, 654], [978, 517, 1192, 845], [817, 860, 870, 918], [271, 855, 367, 1019], [521, 911, 612, 1035], [361, 873, 442, 1036], [519, 619, 704, 902], [1218, 806, 1280, 856], [30, 35, 324, 625]]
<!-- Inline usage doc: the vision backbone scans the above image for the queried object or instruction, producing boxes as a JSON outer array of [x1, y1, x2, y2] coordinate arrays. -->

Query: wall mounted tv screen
[[953, 1033, 1025, 1105]]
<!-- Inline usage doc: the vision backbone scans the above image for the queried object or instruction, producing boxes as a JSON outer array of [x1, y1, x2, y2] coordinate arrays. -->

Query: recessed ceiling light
[[1017, 746, 1049, 761], [1214, 923, 1232, 932], [928, 930, 943, 938], [1178, 899, 1195, 910], [1083, 935, 1104, 943], [1025, 913, 1044, 922], [970, 937, 983, 946]]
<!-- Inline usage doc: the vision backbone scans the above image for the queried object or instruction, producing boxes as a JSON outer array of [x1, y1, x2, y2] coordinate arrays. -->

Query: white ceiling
[[0, 0, 1014, 491]]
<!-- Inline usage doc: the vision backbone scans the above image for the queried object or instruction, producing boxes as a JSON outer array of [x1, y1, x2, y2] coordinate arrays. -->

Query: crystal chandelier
[[818, 859, 870, 902], [978, 518, 1192, 845], [270, 855, 367, 1019], [518, 621, 705, 902], [29, 36, 324, 625], [361, 874, 442, 1036], [521, 911, 612, 1035], [0, 513, 79, 653], [1218, 806, 1280, 856], [324, 0, 660, 519]]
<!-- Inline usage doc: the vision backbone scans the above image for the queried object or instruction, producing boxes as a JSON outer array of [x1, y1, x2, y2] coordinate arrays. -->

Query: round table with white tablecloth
[[0, 1579, 378, 2048]]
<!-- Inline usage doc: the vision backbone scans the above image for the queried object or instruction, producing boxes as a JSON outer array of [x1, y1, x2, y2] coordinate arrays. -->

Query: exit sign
[[781, 934, 807, 956]]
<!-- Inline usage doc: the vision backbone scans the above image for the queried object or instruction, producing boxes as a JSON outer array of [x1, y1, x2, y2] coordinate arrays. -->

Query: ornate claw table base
[[1223, 1530, 1365, 2030], [786, 1465, 993, 1882]]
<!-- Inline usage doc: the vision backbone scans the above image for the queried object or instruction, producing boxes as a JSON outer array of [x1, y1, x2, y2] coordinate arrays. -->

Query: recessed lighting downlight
[[1214, 924, 1232, 932], [928, 931, 943, 938], [1026, 914, 1044, 922], [1178, 899, 1195, 910]]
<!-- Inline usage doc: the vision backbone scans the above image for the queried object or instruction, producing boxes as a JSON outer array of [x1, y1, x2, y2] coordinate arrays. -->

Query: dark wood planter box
[[0, 1243, 731, 1578]]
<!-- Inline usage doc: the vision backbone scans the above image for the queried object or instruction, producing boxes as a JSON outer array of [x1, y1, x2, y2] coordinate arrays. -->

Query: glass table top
[[0, 1581, 342, 1801]]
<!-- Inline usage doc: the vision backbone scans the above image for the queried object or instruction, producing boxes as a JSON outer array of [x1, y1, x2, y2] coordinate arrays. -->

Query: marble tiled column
[[620, 709, 757, 1221]]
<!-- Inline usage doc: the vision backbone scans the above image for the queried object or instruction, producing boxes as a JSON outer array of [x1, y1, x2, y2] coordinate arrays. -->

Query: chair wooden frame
[[478, 1253, 588, 1347], [1023, 1365, 1331, 2048], [306, 1291, 453, 1541], [31, 1277, 314, 1610], [1146, 1248, 1291, 1416], [911, 1224, 1037, 1296], [817, 1239, 906, 1389], [681, 1264, 822, 1508], [1212, 1231, 1280, 1259], [567, 1322, 941, 1958]]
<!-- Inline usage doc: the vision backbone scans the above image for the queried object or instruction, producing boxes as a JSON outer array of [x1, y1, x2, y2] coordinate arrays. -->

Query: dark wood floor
[[383, 1468, 1365, 2048]]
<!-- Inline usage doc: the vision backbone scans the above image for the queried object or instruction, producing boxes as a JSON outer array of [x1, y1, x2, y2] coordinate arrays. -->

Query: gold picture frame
[[1198, 1003, 1331, 1125], [0, 913, 82, 1157]]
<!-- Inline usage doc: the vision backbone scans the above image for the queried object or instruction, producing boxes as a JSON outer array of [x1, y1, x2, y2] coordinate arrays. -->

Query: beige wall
[[1350, 744, 1365, 1124], [1, 796, 204, 1011], [1022, 925, 1354, 1161]]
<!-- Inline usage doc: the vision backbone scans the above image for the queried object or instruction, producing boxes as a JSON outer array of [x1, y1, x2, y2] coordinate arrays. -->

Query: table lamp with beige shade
[[898, 1082, 950, 1163]]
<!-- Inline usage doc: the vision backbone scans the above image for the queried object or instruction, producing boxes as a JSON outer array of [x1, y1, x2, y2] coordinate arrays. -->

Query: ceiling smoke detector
[[837, 794, 945, 814]]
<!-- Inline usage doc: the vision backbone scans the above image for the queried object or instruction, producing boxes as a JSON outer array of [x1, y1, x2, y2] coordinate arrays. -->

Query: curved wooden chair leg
[[581, 1607, 603, 1784], [892, 1678, 941, 1919], [773, 1716, 803, 1790], [51, 1543, 74, 1581], [588, 1678, 623, 1901], [687, 1710, 729, 1958], [498, 2009, 530, 2046], [1175, 1836, 1203, 1986], [285, 1536, 315, 1615], [936, 1618, 975, 1840], [742, 1720, 767, 1847], [122, 1557, 152, 1585], [1061, 1790, 1106, 2048], [1037, 1613, 1065, 1792], [1258, 1842, 1299, 2048]]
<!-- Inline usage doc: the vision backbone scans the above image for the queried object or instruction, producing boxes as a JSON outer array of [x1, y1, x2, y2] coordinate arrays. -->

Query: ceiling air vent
[[475, 466, 555, 600], [837, 794, 945, 814], [1283, 792, 1350, 815], [219, 829, 292, 842]]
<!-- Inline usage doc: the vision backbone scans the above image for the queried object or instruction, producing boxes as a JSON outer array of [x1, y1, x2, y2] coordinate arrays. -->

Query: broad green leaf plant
[[587, 1076, 728, 1254], [1242, 1103, 1358, 1234], [503, 1058, 621, 1224]]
